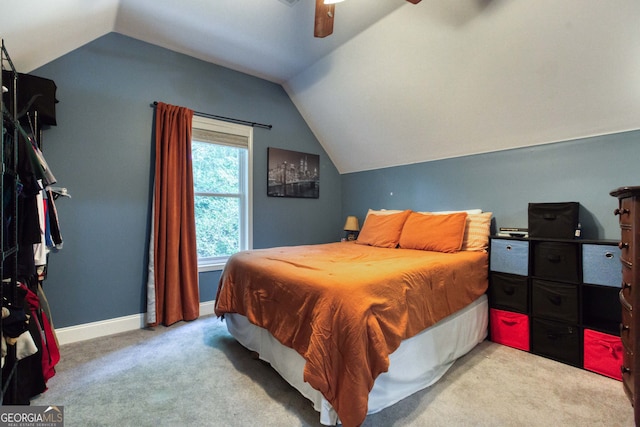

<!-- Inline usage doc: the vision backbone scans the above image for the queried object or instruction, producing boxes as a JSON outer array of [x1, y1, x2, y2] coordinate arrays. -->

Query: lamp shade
[[343, 216, 360, 231]]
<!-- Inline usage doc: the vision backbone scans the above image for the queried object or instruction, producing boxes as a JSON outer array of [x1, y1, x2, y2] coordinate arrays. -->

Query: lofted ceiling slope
[[2, 0, 639, 173]]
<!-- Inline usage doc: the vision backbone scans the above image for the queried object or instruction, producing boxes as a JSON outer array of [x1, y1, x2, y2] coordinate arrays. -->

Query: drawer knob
[[614, 208, 630, 216], [618, 241, 629, 250], [623, 282, 632, 290], [605, 252, 614, 259], [621, 366, 631, 375], [621, 323, 630, 333], [506, 245, 512, 251]]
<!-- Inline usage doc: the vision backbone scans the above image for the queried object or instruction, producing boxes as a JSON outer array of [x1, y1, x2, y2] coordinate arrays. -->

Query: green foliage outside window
[[194, 196, 240, 258], [192, 140, 245, 259]]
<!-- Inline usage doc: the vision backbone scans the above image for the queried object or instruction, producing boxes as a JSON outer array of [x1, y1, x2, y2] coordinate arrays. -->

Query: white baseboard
[[55, 300, 217, 346]]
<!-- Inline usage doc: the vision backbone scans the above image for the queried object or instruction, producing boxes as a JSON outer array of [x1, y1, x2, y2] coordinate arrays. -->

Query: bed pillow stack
[[357, 208, 493, 252]]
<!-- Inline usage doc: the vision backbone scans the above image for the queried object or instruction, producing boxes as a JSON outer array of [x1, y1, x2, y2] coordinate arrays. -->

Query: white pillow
[[366, 209, 406, 219], [421, 209, 483, 215]]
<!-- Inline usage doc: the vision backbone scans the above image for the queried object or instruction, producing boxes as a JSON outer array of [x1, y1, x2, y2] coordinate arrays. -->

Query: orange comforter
[[214, 242, 488, 427]]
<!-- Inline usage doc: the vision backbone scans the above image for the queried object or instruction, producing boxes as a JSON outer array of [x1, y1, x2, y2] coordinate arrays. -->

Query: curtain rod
[[151, 101, 272, 130]]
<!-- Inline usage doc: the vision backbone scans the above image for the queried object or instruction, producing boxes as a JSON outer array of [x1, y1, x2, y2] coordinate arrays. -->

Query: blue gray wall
[[34, 33, 342, 328], [342, 131, 640, 241], [30, 32, 640, 330]]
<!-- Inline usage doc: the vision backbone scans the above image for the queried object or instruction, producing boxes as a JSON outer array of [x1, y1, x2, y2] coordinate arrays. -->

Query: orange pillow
[[399, 211, 468, 253], [356, 210, 412, 248]]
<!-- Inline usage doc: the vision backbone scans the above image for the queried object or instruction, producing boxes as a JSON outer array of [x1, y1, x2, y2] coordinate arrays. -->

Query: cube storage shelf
[[489, 236, 623, 380]]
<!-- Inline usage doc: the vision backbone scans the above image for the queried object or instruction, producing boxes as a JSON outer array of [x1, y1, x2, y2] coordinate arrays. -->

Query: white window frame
[[192, 116, 253, 272]]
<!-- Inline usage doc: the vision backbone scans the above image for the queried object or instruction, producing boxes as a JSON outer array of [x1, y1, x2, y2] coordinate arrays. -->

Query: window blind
[[192, 128, 248, 148]]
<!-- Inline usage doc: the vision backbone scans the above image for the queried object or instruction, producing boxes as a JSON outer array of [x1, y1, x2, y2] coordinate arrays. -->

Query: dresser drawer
[[489, 273, 528, 313], [532, 241, 580, 283], [620, 301, 633, 351], [532, 279, 578, 324], [622, 343, 634, 399], [619, 227, 634, 260], [490, 239, 529, 276], [622, 264, 634, 303], [620, 302, 633, 398], [617, 197, 635, 227], [582, 244, 622, 287]]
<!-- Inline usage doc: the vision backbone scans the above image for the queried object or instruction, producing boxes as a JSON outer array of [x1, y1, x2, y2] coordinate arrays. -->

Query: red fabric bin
[[490, 308, 530, 351], [583, 329, 623, 381]]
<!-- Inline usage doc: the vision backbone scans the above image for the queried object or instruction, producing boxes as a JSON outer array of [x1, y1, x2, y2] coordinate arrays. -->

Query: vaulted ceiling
[[2, 0, 639, 173]]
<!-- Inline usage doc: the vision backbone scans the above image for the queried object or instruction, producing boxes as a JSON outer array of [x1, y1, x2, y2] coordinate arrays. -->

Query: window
[[191, 116, 253, 271]]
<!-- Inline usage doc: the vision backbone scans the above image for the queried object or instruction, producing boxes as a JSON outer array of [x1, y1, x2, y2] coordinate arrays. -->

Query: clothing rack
[[1, 38, 20, 405], [1, 39, 62, 406], [151, 101, 272, 130]]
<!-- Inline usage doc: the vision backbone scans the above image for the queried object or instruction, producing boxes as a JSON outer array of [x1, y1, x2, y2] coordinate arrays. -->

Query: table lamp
[[343, 216, 360, 241]]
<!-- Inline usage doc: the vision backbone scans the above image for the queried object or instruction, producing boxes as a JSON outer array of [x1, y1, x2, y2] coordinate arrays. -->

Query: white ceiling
[[2, 0, 639, 173]]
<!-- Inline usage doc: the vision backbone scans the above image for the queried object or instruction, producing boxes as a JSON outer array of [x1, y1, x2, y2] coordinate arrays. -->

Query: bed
[[214, 209, 492, 426]]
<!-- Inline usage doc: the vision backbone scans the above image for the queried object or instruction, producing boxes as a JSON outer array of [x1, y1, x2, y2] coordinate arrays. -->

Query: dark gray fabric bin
[[528, 202, 579, 239], [531, 279, 578, 323], [532, 241, 580, 283], [531, 318, 582, 367], [489, 272, 529, 313]]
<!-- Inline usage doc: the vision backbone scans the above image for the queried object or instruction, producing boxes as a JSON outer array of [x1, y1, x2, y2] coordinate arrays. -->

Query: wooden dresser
[[611, 186, 640, 425]]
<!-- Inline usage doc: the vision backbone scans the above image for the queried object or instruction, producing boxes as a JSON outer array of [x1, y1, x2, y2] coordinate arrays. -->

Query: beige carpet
[[31, 315, 634, 426]]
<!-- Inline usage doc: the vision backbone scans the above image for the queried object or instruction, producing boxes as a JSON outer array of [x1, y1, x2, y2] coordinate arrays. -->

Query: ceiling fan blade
[[314, 0, 335, 38], [314, 0, 420, 38]]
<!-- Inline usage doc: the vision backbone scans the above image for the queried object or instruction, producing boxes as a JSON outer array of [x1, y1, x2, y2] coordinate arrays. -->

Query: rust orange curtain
[[147, 102, 199, 326]]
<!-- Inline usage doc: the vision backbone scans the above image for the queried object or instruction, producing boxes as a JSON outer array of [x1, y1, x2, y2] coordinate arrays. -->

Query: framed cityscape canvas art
[[267, 147, 319, 198]]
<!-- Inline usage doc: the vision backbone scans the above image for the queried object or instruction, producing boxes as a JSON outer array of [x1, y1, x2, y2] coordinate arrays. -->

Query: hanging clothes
[[33, 181, 47, 267], [2, 65, 63, 405], [20, 282, 59, 384], [45, 188, 63, 249]]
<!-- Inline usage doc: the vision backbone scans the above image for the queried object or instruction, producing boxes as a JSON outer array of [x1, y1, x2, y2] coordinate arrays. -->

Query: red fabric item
[[21, 284, 60, 382], [490, 308, 530, 351], [583, 329, 623, 381]]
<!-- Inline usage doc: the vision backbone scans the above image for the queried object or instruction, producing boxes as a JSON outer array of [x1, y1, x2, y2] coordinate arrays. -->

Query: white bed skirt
[[225, 294, 488, 425]]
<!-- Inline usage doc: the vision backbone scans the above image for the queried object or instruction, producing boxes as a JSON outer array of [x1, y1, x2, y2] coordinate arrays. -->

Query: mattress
[[225, 294, 488, 425]]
